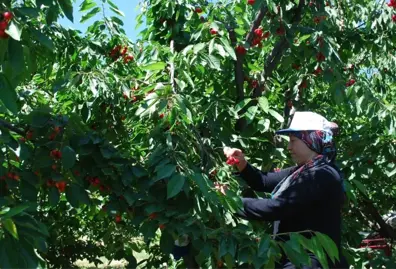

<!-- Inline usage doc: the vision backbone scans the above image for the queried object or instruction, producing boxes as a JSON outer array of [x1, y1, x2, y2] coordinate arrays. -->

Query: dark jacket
[[236, 163, 348, 268]]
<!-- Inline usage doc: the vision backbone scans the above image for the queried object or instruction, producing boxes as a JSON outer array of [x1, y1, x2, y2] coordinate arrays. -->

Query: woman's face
[[287, 134, 318, 165]]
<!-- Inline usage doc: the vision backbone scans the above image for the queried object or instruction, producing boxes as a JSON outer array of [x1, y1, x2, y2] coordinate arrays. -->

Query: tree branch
[[255, 0, 305, 98], [246, 4, 269, 45], [0, 119, 25, 136], [230, 3, 268, 132], [360, 193, 396, 240]]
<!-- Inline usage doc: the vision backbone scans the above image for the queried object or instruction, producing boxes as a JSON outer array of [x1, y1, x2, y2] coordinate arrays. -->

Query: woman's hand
[[223, 147, 248, 172]]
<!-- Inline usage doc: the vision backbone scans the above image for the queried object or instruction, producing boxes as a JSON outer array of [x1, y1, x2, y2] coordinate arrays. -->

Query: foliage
[[0, 0, 396, 268]]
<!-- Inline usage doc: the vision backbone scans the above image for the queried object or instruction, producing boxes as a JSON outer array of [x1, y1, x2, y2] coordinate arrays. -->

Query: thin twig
[[170, 39, 176, 94]]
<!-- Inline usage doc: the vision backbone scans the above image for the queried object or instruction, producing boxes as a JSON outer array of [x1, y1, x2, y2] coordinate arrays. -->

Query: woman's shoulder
[[313, 164, 342, 182]]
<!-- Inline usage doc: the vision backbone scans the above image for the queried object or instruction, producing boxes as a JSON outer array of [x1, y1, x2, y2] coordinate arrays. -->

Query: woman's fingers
[[223, 147, 243, 158]]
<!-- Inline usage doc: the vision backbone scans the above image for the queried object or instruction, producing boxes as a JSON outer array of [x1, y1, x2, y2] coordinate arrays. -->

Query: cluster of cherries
[[109, 45, 134, 63], [0, 11, 12, 39]]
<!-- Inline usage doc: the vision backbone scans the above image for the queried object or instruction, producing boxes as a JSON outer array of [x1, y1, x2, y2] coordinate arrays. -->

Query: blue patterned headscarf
[[272, 122, 345, 199], [292, 129, 337, 164]]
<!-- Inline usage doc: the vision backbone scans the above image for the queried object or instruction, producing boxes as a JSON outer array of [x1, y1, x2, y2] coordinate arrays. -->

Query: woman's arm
[[236, 163, 296, 193]]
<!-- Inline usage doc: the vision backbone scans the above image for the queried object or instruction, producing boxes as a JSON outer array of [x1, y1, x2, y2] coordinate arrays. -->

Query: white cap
[[276, 111, 333, 135]]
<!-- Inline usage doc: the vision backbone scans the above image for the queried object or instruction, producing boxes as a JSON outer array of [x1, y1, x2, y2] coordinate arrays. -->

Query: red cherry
[[0, 29, 8, 39], [159, 113, 165, 119], [121, 47, 128, 55], [316, 52, 325, 62], [26, 131, 33, 140], [115, 214, 122, 223], [292, 63, 300, 70], [299, 80, 308, 89], [55, 181, 66, 192], [393, 14, 396, 22], [346, 79, 356, 87], [149, 213, 158, 220], [47, 179, 55, 187], [262, 31, 270, 39], [275, 26, 285, 36], [159, 224, 166, 230], [51, 164, 57, 171], [235, 45, 246, 55], [195, 7, 202, 13], [0, 21, 7, 30], [3, 12, 13, 21], [210, 28, 218, 35], [247, 0, 255, 5], [254, 28, 263, 37], [313, 67, 323, 75]]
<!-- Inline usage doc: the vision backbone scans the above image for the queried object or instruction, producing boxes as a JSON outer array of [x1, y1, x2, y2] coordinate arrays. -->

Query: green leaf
[[0, 75, 18, 114], [235, 98, 251, 113], [109, 6, 125, 16], [258, 97, 269, 113], [5, 21, 22, 41], [202, 54, 221, 70], [156, 164, 176, 181], [80, 7, 101, 23], [1, 204, 30, 219], [8, 39, 25, 78], [48, 187, 60, 206], [125, 255, 137, 269], [141, 62, 166, 71], [352, 179, 367, 196], [315, 232, 339, 264], [245, 106, 258, 122], [167, 174, 186, 199], [79, 0, 97, 12], [219, 36, 237, 60], [182, 71, 195, 89], [15, 7, 40, 18], [257, 234, 271, 257], [61, 146, 76, 169], [299, 34, 311, 41], [215, 44, 227, 58], [30, 29, 54, 51], [3, 219, 18, 239], [268, 109, 284, 123], [311, 236, 329, 269], [0, 240, 12, 268], [122, 168, 134, 186], [194, 43, 206, 54], [66, 184, 90, 208], [208, 38, 215, 55], [58, 0, 74, 22], [160, 230, 174, 254]]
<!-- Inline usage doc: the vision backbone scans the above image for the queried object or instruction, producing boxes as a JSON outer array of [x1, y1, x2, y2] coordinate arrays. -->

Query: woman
[[224, 112, 348, 269]]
